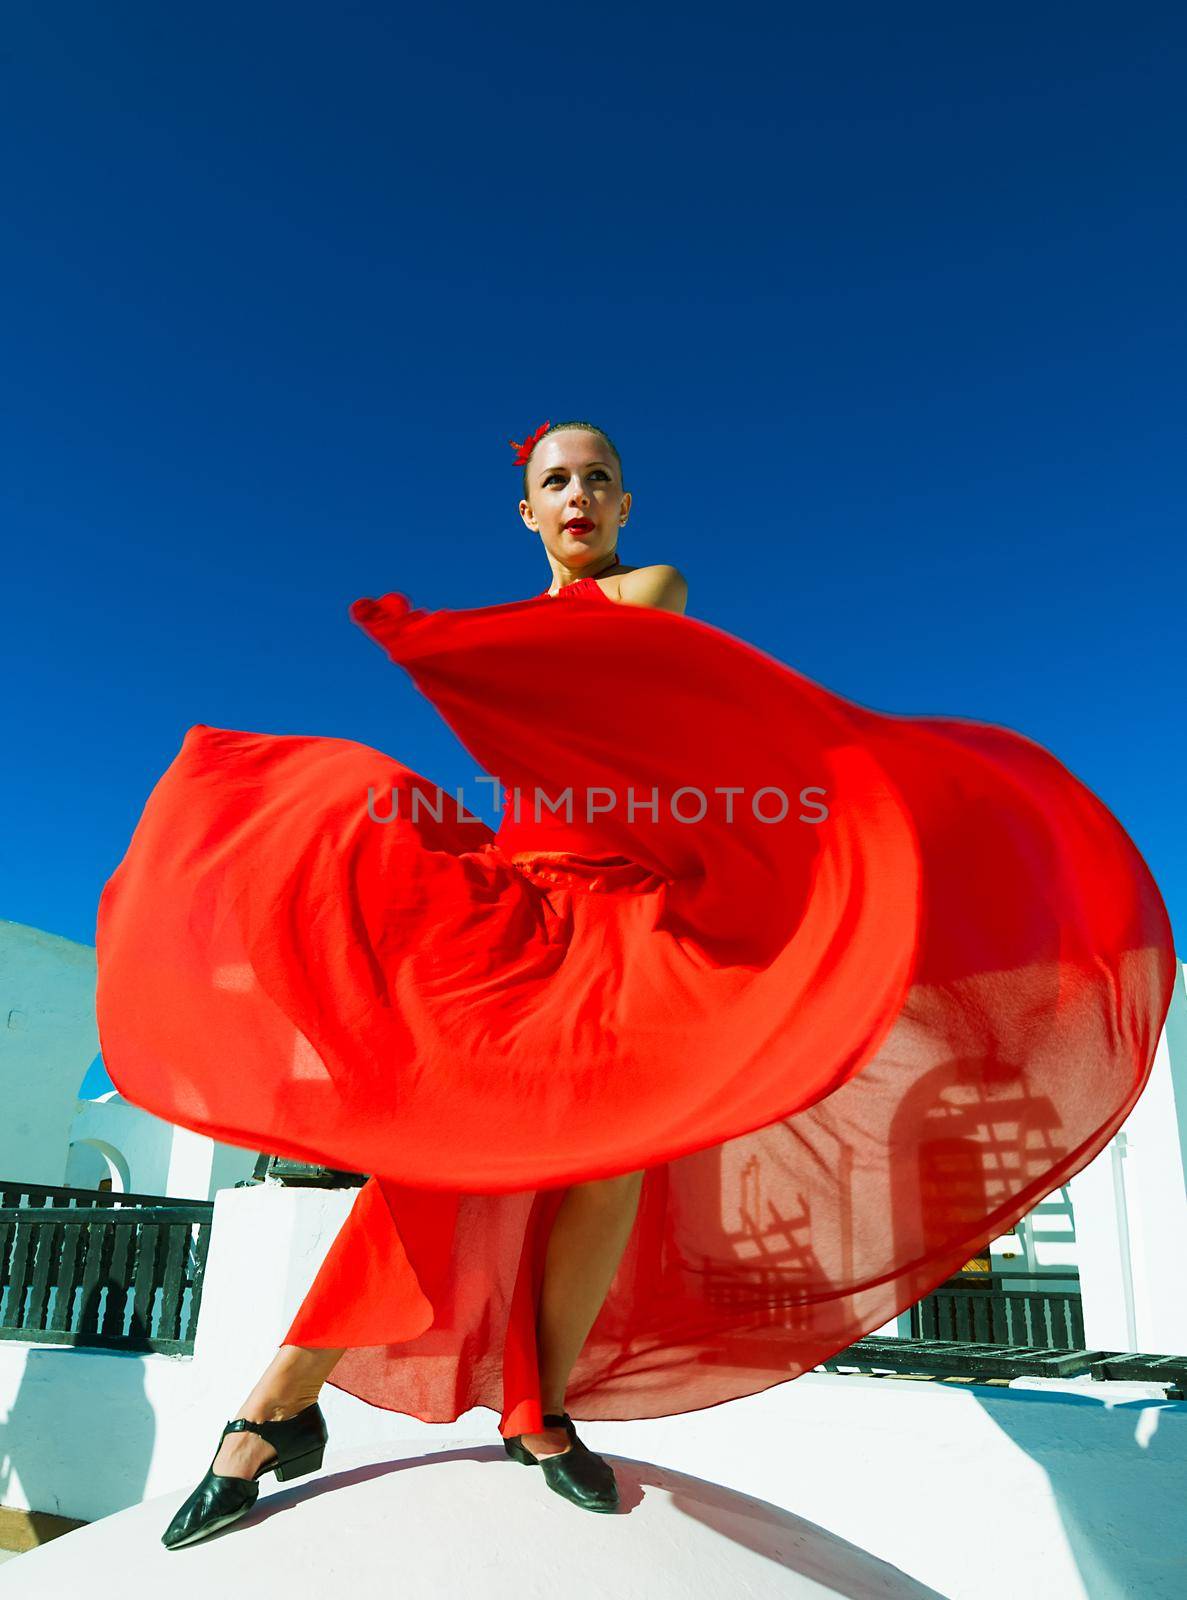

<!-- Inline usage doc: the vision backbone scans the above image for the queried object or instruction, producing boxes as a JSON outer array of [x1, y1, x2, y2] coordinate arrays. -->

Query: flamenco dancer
[[94, 419, 1176, 1550]]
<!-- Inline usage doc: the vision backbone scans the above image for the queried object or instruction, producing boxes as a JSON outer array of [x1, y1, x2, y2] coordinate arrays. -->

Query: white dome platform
[[4, 1436, 942, 1598]]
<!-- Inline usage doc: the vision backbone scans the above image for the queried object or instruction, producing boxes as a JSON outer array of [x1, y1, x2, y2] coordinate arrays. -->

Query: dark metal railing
[[819, 1337, 1187, 1398], [0, 1180, 213, 1210], [815, 1268, 1186, 1397], [695, 1262, 1085, 1345], [0, 1182, 214, 1354], [910, 1267, 1085, 1348]]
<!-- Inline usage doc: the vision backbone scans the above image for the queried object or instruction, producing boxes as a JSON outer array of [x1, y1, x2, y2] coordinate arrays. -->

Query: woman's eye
[[547, 471, 608, 485]]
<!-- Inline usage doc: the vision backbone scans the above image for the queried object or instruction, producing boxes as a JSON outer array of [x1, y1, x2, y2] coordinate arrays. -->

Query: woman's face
[[520, 431, 630, 568]]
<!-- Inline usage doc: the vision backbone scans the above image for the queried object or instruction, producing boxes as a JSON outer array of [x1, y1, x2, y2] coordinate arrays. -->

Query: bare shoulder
[[607, 563, 689, 615]]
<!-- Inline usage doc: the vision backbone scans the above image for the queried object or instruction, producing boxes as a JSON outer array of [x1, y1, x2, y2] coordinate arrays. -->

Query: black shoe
[[161, 1401, 329, 1550], [503, 1412, 619, 1513]]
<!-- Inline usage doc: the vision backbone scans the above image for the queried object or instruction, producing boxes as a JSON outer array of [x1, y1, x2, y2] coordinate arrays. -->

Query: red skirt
[[94, 586, 1176, 1438]]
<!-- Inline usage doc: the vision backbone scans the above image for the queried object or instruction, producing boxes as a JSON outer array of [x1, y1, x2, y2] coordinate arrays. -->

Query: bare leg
[[211, 1342, 346, 1478], [520, 1170, 644, 1458]]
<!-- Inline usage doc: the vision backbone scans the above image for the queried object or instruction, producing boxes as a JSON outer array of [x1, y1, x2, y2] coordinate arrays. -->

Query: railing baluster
[[77, 1215, 115, 1337], [2, 1219, 36, 1331], [102, 1224, 136, 1337], [26, 1216, 59, 1329], [186, 1219, 212, 1343], [0, 1218, 14, 1321], [130, 1221, 160, 1344], [159, 1224, 188, 1342], [49, 1220, 84, 1333]]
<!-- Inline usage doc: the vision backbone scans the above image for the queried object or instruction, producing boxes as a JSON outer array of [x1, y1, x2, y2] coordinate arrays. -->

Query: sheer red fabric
[[94, 574, 1176, 1438]]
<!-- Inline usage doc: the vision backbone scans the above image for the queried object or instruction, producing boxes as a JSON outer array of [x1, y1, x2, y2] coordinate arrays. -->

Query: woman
[[95, 419, 1176, 1550]]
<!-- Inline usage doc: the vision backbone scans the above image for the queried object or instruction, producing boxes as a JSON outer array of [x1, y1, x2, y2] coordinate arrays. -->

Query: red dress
[[94, 574, 1176, 1438]]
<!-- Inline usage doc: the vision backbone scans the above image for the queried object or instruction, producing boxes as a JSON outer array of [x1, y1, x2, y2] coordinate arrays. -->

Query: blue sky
[[3, 5, 1183, 1099]]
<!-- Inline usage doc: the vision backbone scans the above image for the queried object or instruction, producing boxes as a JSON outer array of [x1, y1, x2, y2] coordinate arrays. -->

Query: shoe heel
[[274, 1443, 326, 1482], [503, 1436, 533, 1465]]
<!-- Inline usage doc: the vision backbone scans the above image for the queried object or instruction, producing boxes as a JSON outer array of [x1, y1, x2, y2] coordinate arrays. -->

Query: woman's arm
[[615, 564, 689, 615]]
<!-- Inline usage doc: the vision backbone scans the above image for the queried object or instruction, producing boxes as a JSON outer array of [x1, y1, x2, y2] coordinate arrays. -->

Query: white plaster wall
[[65, 1095, 172, 1194], [0, 921, 100, 1185], [64, 1093, 257, 1200], [1069, 959, 1187, 1353]]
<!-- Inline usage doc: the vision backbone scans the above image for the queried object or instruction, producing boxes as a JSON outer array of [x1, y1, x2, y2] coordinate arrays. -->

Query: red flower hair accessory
[[509, 419, 552, 466]]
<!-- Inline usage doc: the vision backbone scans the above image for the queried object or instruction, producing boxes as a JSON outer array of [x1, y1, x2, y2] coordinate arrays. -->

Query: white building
[[0, 918, 259, 1200], [64, 1090, 258, 1201]]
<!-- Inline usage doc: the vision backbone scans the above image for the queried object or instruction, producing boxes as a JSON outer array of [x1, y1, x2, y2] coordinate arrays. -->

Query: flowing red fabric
[[94, 576, 1176, 1438]]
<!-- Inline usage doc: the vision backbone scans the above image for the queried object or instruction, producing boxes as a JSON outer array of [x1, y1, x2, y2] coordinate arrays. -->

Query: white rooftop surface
[[1, 1433, 942, 1599], [5, 1373, 1187, 1597]]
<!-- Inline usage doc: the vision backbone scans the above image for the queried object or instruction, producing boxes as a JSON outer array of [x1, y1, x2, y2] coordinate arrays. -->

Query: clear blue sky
[[3, 6, 1183, 1099]]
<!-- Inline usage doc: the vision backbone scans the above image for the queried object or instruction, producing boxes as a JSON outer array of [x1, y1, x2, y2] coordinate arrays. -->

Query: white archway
[[64, 1137, 131, 1193]]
